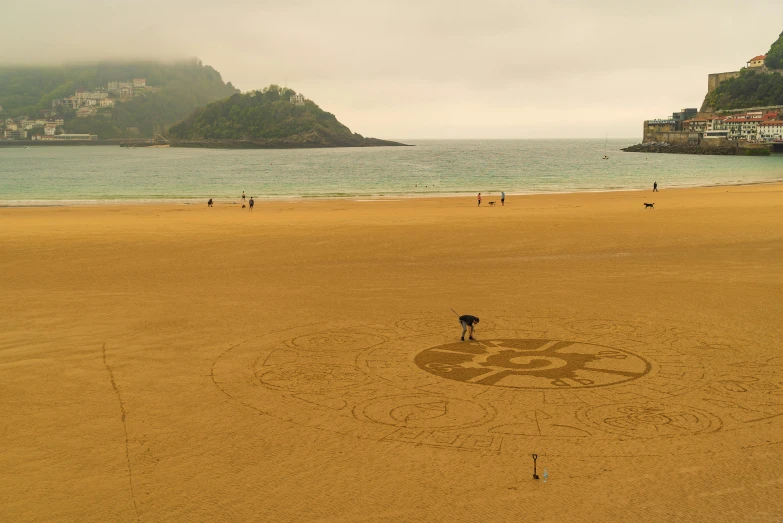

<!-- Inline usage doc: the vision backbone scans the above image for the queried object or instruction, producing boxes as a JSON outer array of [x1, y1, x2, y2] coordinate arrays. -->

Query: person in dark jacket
[[458, 314, 480, 341]]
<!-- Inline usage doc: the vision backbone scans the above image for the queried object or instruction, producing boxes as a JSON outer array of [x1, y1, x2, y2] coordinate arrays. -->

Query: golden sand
[[2, 185, 783, 521]]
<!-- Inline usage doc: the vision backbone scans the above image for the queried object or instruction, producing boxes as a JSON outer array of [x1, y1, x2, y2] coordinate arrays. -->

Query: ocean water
[[1, 139, 782, 205]]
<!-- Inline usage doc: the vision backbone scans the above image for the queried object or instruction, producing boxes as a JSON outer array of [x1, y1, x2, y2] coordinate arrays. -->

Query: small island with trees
[[167, 85, 407, 148]]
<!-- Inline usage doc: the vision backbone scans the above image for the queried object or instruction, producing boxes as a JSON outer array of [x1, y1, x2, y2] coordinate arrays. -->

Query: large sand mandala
[[414, 339, 651, 389], [212, 313, 783, 457]]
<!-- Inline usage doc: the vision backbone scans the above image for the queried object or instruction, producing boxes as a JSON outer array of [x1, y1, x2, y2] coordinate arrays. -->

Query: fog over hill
[[4, 0, 783, 138]]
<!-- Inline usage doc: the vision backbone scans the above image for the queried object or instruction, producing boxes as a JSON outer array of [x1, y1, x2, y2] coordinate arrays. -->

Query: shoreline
[[2, 178, 782, 208]]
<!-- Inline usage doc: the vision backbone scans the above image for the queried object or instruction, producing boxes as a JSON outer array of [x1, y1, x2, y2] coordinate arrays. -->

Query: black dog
[[488, 201, 496, 207], [242, 204, 246, 209], [644, 202, 655, 209]]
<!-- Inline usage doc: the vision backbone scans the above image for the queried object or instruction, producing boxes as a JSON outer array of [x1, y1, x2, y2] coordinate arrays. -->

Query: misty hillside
[[0, 59, 238, 138], [703, 31, 783, 111], [168, 85, 403, 147]]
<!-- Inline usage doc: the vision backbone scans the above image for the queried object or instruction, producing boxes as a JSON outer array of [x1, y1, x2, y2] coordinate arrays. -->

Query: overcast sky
[[4, 0, 783, 139]]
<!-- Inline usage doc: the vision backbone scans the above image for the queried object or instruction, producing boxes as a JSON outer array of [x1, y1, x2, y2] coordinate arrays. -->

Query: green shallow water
[[1, 139, 781, 205]]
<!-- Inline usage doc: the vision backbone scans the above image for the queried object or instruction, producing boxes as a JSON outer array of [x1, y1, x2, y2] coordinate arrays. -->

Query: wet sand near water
[[1, 184, 783, 522]]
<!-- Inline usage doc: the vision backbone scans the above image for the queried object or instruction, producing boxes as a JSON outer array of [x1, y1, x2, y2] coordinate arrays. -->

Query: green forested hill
[[705, 69, 783, 110], [168, 85, 402, 147], [765, 32, 783, 69], [0, 59, 238, 138], [704, 32, 783, 111]]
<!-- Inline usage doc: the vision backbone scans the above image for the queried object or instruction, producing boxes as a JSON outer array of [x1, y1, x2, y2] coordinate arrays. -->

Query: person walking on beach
[[477, 193, 482, 207], [208, 198, 213, 207], [653, 182, 658, 192], [242, 191, 246, 202], [458, 314, 480, 341], [501, 191, 505, 206], [249, 197, 254, 211]]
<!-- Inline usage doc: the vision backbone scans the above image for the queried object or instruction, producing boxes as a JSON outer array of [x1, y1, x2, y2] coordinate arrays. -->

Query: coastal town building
[[290, 93, 306, 106], [4, 129, 27, 139], [759, 121, 783, 141], [41, 134, 98, 141], [646, 108, 783, 144], [133, 78, 146, 88], [44, 125, 57, 136], [672, 108, 698, 125], [747, 55, 766, 68], [684, 118, 708, 133]]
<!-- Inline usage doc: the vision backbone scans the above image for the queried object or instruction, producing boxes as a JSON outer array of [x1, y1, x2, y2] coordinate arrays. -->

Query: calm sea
[[1, 139, 782, 205]]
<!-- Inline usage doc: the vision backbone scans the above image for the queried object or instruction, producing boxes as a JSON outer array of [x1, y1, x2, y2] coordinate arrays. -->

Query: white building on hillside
[[747, 55, 766, 68], [760, 121, 783, 141]]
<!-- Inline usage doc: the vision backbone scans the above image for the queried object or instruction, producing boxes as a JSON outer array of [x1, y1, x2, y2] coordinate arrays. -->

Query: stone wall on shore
[[643, 130, 702, 144], [623, 141, 770, 156]]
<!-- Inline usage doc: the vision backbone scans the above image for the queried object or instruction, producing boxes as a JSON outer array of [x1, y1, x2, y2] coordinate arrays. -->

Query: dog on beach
[[242, 204, 246, 209], [644, 202, 655, 209], [488, 201, 496, 207]]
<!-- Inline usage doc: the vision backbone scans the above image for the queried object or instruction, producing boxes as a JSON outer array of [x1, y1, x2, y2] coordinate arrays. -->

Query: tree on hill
[[168, 85, 370, 146], [765, 31, 783, 69], [705, 68, 783, 110]]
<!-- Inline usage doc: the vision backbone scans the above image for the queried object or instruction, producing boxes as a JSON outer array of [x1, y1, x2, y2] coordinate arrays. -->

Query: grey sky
[[4, 0, 783, 138]]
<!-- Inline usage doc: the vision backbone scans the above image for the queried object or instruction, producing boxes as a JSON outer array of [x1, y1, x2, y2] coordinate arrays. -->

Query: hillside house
[[747, 55, 766, 68], [133, 78, 146, 88]]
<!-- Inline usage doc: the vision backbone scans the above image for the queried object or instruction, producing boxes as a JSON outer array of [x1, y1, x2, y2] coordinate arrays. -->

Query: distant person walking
[[242, 191, 246, 202], [208, 198, 213, 207], [458, 314, 480, 341], [653, 182, 658, 192], [249, 197, 254, 211], [477, 193, 482, 207], [501, 191, 505, 206]]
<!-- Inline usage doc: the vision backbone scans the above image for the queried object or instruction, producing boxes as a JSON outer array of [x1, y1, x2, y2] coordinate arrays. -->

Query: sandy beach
[[1, 184, 783, 522]]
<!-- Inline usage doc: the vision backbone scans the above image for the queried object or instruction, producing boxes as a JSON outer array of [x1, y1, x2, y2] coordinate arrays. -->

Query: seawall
[[624, 141, 770, 156]]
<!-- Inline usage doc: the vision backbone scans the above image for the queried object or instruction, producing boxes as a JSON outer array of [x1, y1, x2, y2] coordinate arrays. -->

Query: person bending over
[[459, 314, 480, 341]]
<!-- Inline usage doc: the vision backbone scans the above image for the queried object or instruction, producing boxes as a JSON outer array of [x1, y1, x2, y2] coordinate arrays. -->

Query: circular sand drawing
[[256, 364, 368, 393], [578, 403, 722, 438], [414, 339, 650, 389], [212, 315, 783, 458], [356, 395, 492, 429]]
